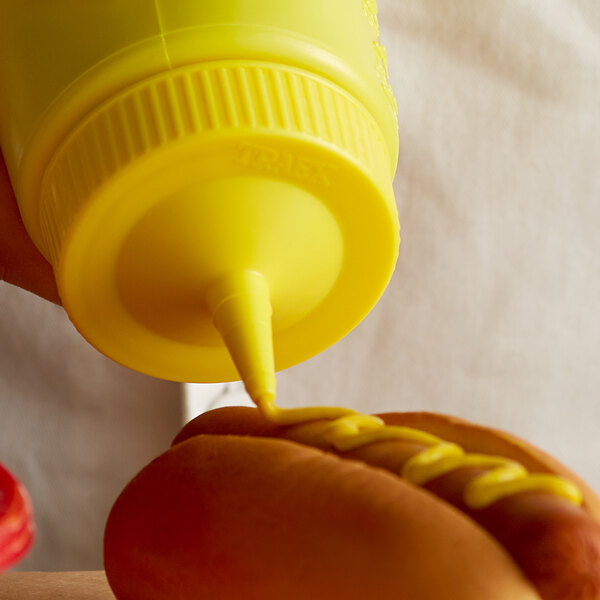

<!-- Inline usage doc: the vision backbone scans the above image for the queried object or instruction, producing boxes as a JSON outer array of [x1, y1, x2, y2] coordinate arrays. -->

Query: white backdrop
[[275, 0, 600, 487], [1, 0, 599, 571], [0, 285, 183, 570]]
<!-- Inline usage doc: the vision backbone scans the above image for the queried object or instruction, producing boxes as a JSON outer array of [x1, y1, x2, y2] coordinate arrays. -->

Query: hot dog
[[104, 406, 600, 600]]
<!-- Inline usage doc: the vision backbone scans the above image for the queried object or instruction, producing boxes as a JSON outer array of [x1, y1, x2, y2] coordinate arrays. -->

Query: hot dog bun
[[104, 408, 544, 600], [172, 407, 600, 600]]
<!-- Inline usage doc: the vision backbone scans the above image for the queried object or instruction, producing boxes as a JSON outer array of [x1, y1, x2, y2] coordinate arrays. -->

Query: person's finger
[[0, 153, 60, 304]]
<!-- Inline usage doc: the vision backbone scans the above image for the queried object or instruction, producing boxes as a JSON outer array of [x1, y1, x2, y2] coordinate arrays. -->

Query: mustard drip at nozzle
[[205, 271, 276, 405]]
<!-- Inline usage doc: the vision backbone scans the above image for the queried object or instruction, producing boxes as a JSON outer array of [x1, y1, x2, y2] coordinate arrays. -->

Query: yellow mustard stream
[[256, 395, 582, 510]]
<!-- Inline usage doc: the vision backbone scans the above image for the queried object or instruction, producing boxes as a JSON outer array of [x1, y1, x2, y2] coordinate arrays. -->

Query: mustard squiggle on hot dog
[[255, 396, 582, 510]]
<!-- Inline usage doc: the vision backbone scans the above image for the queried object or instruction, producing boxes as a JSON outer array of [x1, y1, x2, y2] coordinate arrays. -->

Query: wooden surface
[[0, 572, 115, 599]]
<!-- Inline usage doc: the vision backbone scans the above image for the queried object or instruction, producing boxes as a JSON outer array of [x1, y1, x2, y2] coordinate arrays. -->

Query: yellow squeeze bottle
[[0, 1, 399, 405]]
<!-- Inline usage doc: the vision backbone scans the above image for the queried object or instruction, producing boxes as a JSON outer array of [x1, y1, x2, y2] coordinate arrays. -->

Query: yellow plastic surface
[[205, 271, 276, 404], [0, 1, 400, 401]]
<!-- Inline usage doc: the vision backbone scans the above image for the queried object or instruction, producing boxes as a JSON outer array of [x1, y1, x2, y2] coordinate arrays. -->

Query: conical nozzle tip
[[206, 271, 276, 406]]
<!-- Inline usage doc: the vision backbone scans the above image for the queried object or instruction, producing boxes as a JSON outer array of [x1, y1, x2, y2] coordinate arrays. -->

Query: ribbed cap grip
[[40, 60, 391, 265], [35, 60, 399, 386]]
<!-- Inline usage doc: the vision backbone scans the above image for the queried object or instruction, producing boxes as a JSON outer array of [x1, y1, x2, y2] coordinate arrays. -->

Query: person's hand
[[0, 152, 60, 304]]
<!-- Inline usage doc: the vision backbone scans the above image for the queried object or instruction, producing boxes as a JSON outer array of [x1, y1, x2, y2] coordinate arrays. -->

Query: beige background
[[1, 0, 599, 571], [0, 284, 183, 570], [276, 0, 600, 486]]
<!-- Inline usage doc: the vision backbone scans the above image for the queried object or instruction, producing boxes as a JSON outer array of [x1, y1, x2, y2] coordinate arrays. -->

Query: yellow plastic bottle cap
[[39, 61, 399, 401]]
